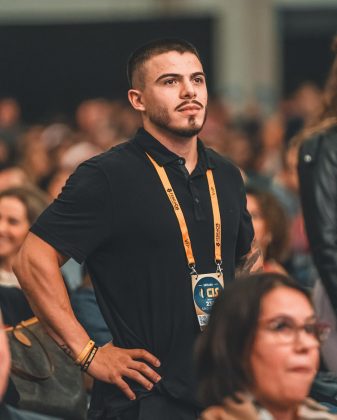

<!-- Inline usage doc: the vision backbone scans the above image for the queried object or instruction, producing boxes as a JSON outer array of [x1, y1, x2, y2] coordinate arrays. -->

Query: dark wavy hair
[[246, 185, 290, 262], [127, 38, 201, 88], [195, 273, 311, 407]]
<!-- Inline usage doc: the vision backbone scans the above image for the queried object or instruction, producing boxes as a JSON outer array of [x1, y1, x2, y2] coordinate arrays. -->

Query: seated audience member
[[0, 166, 30, 192], [196, 273, 334, 420], [246, 186, 289, 274], [0, 311, 61, 419], [0, 187, 48, 325]]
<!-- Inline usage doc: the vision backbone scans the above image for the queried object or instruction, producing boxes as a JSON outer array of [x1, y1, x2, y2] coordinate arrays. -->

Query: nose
[[180, 79, 196, 99], [0, 219, 8, 234], [293, 329, 320, 351]]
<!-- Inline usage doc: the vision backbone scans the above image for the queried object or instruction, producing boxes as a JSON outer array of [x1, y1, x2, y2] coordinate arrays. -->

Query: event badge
[[191, 272, 224, 330], [146, 152, 224, 331]]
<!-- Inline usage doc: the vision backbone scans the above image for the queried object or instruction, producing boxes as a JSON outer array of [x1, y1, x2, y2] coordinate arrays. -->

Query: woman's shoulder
[[200, 397, 337, 420], [200, 395, 260, 420], [299, 398, 337, 419]]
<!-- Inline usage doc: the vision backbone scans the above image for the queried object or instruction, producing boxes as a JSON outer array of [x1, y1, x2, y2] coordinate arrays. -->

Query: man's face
[[134, 51, 208, 138]]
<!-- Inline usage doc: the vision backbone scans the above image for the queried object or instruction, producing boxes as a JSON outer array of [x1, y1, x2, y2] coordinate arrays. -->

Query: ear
[[128, 89, 146, 112]]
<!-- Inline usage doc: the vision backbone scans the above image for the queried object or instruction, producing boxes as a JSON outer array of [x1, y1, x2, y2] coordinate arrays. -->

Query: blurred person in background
[[0, 187, 48, 326], [199, 97, 231, 155], [0, 98, 23, 168], [297, 36, 337, 318], [75, 98, 113, 139], [196, 273, 334, 420], [246, 186, 289, 274], [0, 167, 30, 192], [17, 126, 51, 188], [293, 83, 323, 129], [259, 113, 285, 178], [0, 98, 22, 147]]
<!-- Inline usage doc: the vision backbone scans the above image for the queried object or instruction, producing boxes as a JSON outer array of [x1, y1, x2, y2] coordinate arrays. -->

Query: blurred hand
[[88, 342, 161, 400], [0, 312, 10, 401]]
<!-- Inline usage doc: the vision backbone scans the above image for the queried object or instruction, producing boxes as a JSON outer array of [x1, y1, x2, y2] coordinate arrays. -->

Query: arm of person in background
[[13, 233, 161, 401], [235, 238, 263, 278], [234, 169, 263, 279], [0, 311, 10, 401], [298, 131, 337, 312]]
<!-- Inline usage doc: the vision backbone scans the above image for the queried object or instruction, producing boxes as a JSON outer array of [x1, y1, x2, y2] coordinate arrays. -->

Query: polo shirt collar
[[135, 128, 215, 170]]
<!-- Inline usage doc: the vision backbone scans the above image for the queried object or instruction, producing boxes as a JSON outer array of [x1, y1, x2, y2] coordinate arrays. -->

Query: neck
[[261, 401, 298, 420], [144, 123, 198, 174], [0, 257, 13, 272]]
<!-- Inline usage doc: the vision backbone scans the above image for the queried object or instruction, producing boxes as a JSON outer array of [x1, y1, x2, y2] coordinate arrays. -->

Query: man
[[14, 39, 259, 419]]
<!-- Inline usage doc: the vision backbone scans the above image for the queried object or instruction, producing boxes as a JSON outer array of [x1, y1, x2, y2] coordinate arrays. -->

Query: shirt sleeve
[[235, 176, 254, 264], [31, 160, 113, 263]]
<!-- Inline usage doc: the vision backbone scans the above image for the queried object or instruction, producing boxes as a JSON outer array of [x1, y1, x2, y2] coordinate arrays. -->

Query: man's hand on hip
[[88, 342, 161, 400]]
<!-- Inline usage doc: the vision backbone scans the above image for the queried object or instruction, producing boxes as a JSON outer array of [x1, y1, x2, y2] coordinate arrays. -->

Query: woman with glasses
[[196, 273, 334, 420]]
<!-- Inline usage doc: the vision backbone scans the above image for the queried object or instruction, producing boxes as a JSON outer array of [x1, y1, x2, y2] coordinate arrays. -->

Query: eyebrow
[[155, 71, 206, 83], [261, 314, 317, 323]]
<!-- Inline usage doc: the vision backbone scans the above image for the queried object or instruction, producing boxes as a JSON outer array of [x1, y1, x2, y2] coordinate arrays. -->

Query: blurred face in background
[[246, 194, 270, 255], [0, 196, 30, 262], [250, 286, 319, 411]]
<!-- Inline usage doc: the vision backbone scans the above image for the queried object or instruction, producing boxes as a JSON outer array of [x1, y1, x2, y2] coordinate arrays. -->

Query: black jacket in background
[[298, 125, 337, 312]]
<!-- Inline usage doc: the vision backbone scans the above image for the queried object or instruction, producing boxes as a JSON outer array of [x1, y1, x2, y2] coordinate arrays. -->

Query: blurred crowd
[[0, 81, 324, 290]]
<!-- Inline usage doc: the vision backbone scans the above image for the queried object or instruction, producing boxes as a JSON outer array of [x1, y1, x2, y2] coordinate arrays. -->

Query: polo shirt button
[[303, 154, 312, 163], [194, 197, 200, 204], [178, 159, 185, 165]]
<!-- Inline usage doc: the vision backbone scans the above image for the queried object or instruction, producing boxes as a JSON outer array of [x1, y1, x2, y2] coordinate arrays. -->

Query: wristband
[[75, 339, 95, 365], [81, 345, 98, 372]]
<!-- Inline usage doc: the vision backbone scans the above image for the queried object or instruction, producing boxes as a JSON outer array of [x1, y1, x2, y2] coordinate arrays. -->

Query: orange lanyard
[[146, 153, 222, 275]]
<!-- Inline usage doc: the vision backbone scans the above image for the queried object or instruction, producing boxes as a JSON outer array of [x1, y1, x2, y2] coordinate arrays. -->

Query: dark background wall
[[0, 17, 213, 123], [280, 8, 337, 96]]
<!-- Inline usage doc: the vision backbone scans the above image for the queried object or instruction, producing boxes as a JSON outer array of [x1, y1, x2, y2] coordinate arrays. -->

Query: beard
[[147, 105, 207, 138]]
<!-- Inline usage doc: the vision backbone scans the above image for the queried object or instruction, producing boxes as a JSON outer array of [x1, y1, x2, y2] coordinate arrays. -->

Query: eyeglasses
[[259, 316, 331, 344]]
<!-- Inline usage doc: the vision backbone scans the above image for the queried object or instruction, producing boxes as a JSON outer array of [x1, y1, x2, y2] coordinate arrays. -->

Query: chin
[[170, 124, 203, 138], [283, 384, 312, 404]]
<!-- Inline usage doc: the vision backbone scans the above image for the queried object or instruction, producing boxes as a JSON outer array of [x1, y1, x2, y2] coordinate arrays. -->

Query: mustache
[[175, 100, 204, 111]]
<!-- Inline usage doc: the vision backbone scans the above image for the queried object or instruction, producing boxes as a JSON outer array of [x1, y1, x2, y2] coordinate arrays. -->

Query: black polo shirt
[[31, 128, 253, 417]]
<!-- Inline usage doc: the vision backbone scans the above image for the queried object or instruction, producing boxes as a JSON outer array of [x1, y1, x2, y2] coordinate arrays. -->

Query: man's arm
[[13, 233, 161, 400], [235, 238, 263, 278]]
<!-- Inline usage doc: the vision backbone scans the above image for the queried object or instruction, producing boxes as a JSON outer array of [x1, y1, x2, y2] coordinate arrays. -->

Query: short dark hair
[[195, 273, 311, 407], [126, 38, 201, 88], [0, 186, 48, 225]]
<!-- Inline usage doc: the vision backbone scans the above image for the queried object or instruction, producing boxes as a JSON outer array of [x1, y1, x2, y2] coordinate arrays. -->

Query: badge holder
[[147, 152, 224, 330], [191, 262, 224, 330]]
